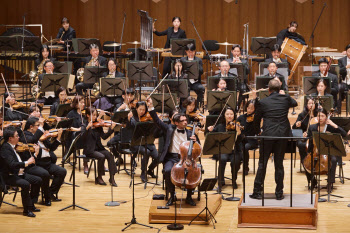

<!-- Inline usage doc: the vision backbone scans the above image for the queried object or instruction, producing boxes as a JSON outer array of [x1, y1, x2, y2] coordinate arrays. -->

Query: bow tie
[[177, 129, 185, 134]]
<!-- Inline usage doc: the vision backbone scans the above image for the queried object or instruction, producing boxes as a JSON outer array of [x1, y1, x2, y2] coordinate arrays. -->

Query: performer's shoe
[[109, 178, 118, 187], [50, 194, 62, 202], [185, 197, 196, 206], [31, 205, 41, 212], [95, 177, 107, 185], [147, 170, 157, 178], [23, 210, 36, 217], [249, 192, 262, 200], [140, 173, 147, 183], [166, 197, 175, 206], [276, 194, 284, 200]]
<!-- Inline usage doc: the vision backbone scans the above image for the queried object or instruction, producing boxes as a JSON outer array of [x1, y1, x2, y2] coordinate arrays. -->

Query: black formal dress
[[252, 91, 297, 196], [312, 71, 339, 108], [0, 142, 42, 212], [154, 27, 186, 77], [276, 28, 306, 46]]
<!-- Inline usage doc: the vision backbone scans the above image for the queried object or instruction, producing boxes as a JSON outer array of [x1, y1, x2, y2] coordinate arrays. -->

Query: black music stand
[[55, 103, 72, 117], [303, 76, 331, 95], [188, 178, 218, 228], [56, 118, 73, 129], [304, 95, 333, 113], [183, 60, 199, 81], [170, 39, 195, 56], [207, 91, 237, 112], [112, 110, 130, 124], [250, 37, 277, 58], [127, 61, 153, 101], [41, 73, 70, 94], [203, 132, 237, 197], [207, 76, 237, 91], [22, 36, 41, 53], [151, 93, 177, 113], [256, 75, 287, 90], [100, 78, 124, 97], [54, 61, 73, 74], [229, 64, 244, 82], [72, 38, 102, 55], [158, 80, 189, 99], [59, 133, 89, 211], [204, 115, 225, 136], [83, 66, 108, 85]]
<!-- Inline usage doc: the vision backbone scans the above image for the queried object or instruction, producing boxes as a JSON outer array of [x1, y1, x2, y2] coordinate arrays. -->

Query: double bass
[[171, 124, 202, 190]]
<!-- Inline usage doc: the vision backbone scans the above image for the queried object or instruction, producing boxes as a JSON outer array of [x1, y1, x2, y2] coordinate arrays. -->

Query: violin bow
[[121, 79, 131, 110], [88, 89, 93, 125], [77, 95, 84, 125], [212, 94, 232, 130], [146, 73, 169, 100], [166, 84, 178, 111]]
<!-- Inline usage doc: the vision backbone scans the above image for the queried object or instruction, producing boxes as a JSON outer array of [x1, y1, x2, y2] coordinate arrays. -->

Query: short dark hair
[[273, 44, 281, 52], [268, 79, 281, 93], [268, 61, 277, 67], [173, 59, 183, 72], [318, 57, 328, 65], [28, 105, 42, 114], [345, 44, 350, 51], [182, 96, 196, 109], [3, 126, 17, 142], [185, 43, 196, 51], [122, 88, 135, 96], [231, 44, 241, 51], [4, 92, 14, 100], [244, 99, 257, 112], [318, 107, 328, 116], [172, 17, 181, 22], [24, 116, 39, 131], [43, 60, 54, 69], [173, 112, 186, 123], [89, 44, 99, 50], [108, 58, 118, 66], [71, 95, 84, 109], [289, 21, 298, 28], [169, 109, 179, 120], [61, 17, 70, 24], [55, 86, 67, 98], [135, 101, 148, 112], [85, 106, 96, 117]]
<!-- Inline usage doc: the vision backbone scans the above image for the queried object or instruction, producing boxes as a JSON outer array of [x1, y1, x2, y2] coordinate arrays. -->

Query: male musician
[[4, 92, 26, 121], [312, 57, 339, 109], [215, 60, 237, 77], [37, 60, 56, 105], [76, 44, 107, 95], [180, 43, 205, 108], [20, 117, 67, 202], [276, 21, 306, 46], [265, 44, 288, 63], [0, 126, 41, 217], [226, 44, 250, 76], [263, 62, 288, 91], [250, 79, 297, 200], [147, 98, 200, 206], [56, 17, 76, 45], [337, 44, 350, 112]]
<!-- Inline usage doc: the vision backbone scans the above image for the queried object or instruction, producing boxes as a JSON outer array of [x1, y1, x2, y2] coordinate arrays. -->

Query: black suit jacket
[[312, 71, 339, 94], [338, 56, 348, 80], [56, 27, 76, 41], [81, 55, 107, 68], [226, 57, 250, 76], [180, 56, 203, 82], [0, 143, 27, 177], [154, 27, 186, 49], [149, 109, 199, 162], [4, 105, 26, 121], [254, 92, 297, 137]]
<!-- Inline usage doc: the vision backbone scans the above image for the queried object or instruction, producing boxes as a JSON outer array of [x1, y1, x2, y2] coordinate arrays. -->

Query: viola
[[188, 110, 205, 122], [1, 121, 24, 128], [92, 119, 115, 128], [139, 112, 153, 122], [226, 121, 244, 131], [16, 142, 35, 153]]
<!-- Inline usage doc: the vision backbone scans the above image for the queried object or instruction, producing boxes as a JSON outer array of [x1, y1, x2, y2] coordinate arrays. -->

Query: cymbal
[[105, 43, 125, 47], [127, 41, 141, 45], [216, 42, 234, 46]]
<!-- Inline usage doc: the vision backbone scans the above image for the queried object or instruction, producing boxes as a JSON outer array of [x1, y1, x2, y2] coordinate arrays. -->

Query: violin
[[16, 142, 35, 153], [92, 119, 115, 128], [39, 127, 80, 141], [60, 98, 73, 105], [139, 112, 153, 122], [43, 115, 68, 124], [188, 110, 205, 122], [11, 101, 25, 110], [226, 121, 244, 131], [1, 121, 24, 128]]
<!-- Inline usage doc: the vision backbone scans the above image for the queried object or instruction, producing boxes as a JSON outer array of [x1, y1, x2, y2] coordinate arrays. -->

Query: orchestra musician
[[50, 86, 69, 116], [180, 43, 205, 108], [215, 60, 236, 77], [4, 92, 26, 121], [21, 117, 67, 202], [250, 79, 297, 200], [153, 16, 186, 77], [37, 60, 57, 105], [76, 44, 107, 95], [146, 98, 199, 206], [212, 78, 227, 91], [265, 44, 288, 63], [312, 57, 338, 109], [311, 79, 333, 97], [276, 21, 306, 46], [35, 45, 55, 71], [0, 126, 41, 217], [336, 44, 350, 112], [182, 96, 205, 126], [264, 62, 288, 91], [169, 59, 188, 80], [55, 17, 76, 46]]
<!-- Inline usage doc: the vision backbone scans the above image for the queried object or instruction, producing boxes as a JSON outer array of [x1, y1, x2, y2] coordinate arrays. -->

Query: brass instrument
[[29, 59, 47, 84], [77, 57, 99, 82], [92, 73, 114, 97]]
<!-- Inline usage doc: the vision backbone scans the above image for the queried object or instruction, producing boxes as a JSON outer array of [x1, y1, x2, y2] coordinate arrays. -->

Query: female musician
[[207, 107, 241, 188], [212, 78, 227, 91], [169, 59, 188, 80], [129, 101, 158, 182], [4, 92, 26, 121], [293, 97, 317, 187], [114, 88, 135, 112], [35, 45, 54, 70], [56, 17, 76, 45], [311, 79, 333, 97], [182, 96, 205, 126], [50, 86, 69, 116], [81, 107, 118, 186], [153, 16, 187, 77], [304, 108, 347, 190]]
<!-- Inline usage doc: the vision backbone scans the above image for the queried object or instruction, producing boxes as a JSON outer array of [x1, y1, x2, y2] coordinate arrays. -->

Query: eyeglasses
[[34, 124, 40, 127]]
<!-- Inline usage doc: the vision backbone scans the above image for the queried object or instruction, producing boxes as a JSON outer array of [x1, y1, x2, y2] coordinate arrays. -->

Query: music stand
[[127, 61, 153, 101], [158, 80, 189, 99], [256, 76, 287, 90], [313, 132, 346, 202], [250, 37, 277, 58], [56, 118, 73, 129], [72, 38, 102, 55], [60, 133, 89, 211], [207, 76, 237, 91], [83, 66, 108, 85], [207, 91, 237, 112], [55, 103, 72, 117], [54, 61, 73, 74], [229, 64, 244, 82], [303, 76, 331, 95], [41, 73, 70, 94], [203, 132, 237, 196], [188, 178, 218, 228], [100, 78, 124, 97], [183, 60, 199, 81], [151, 93, 177, 113], [304, 95, 333, 112], [22, 36, 41, 53], [204, 115, 225, 136], [170, 39, 195, 56], [0, 36, 19, 51]]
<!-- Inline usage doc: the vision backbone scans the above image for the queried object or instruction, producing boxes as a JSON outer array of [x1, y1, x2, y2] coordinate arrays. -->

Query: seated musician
[[226, 44, 250, 76], [292, 97, 317, 188], [56, 17, 76, 46], [0, 126, 41, 217], [337, 44, 350, 112], [93, 58, 125, 111], [276, 21, 306, 46], [311, 79, 333, 97], [21, 117, 67, 202], [128, 101, 158, 183], [264, 62, 288, 91], [169, 59, 188, 80], [76, 44, 107, 95], [312, 57, 338, 109], [146, 98, 199, 206], [265, 44, 288, 63], [303, 108, 347, 191], [153, 16, 186, 77], [180, 43, 205, 108], [4, 92, 26, 121], [207, 107, 242, 188], [182, 96, 205, 127], [80, 107, 118, 186], [50, 86, 69, 116], [35, 45, 55, 72], [212, 78, 227, 91], [37, 60, 57, 105], [215, 60, 236, 77]]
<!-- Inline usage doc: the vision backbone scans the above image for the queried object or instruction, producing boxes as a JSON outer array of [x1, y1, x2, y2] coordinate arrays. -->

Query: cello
[[171, 123, 202, 190]]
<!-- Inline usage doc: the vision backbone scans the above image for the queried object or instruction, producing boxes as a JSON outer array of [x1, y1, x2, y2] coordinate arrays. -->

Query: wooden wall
[[1, 0, 349, 55]]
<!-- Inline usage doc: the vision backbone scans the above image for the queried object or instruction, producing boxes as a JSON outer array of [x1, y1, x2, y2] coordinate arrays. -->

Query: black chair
[[0, 172, 18, 208], [116, 127, 134, 176]]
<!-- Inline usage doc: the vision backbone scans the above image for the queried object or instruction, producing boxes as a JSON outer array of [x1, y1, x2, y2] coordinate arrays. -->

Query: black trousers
[[253, 139, 287, 196], [189, 81, 205, 108], [214, 150, 241, 185], [107, 133, 121, 157], [38, 162, 67, 195], [86, 150, 117, 179], [162, 57, 173, 77], [4, 173, 42, 211], [76, 83, 94, 95], [131, 144, 158, 174], [243, 139, 259, 170], [25, 166, 51, 202], [163, 153, 193, 197], [338, 83, 349, 111]]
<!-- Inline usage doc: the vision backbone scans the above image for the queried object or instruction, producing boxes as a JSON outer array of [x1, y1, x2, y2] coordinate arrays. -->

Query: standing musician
[[304, 108, 347, 191], [215, 60, 237, 77], [250, 79, 297, 200], [50, 86, 70, 116], [146, 98, 199, 206], [128, 101, 158, 183], [0, 126, 41, 217], [21, 117, 67, 202], [153, 16, 186, 77], [180, 43, 205, 108], [264, 62, 288, 91], [76, 44, 107, 95], [276, 21, 306, 46], [265, 44, 288, 63], [55, 17, 76, 46], [313, 57, 339, 109], [337, 44, 350, 112]]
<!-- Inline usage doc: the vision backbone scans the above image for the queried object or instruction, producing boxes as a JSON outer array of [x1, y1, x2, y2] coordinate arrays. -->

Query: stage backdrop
[[1, 0, 349, 53]]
